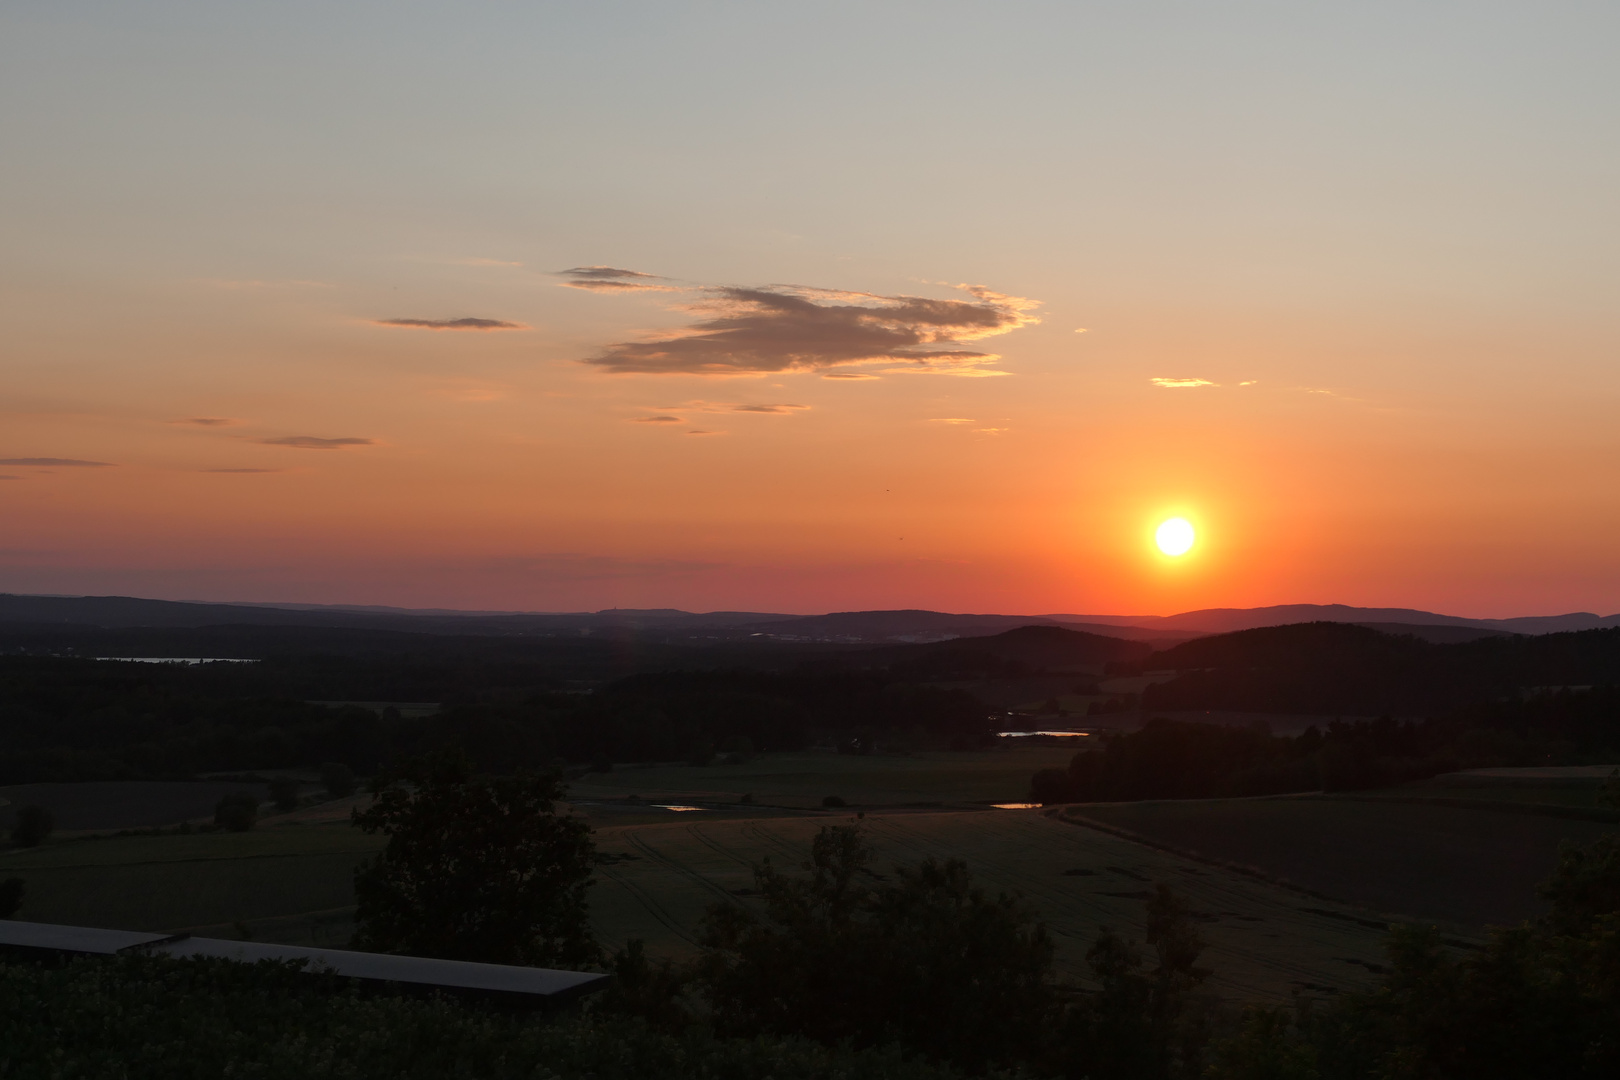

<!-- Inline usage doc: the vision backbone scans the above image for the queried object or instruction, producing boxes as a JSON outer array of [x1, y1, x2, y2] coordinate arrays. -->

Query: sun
[[1155, 517, 1196, 557]]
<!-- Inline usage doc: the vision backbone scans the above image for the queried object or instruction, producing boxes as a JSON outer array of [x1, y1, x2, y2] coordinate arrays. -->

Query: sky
[[2, 0, 1618, 617]]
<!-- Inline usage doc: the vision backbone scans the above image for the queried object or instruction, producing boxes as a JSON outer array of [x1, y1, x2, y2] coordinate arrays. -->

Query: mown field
[[0, 823, 381, 944], [0, 781, 274, 832], [9, 752, 1595, 1005], [1357, 767, 1615, 812], [1070, 794, 1618, 929], [590, 809, 1395, 1002], [567, 746, 1075, 809]]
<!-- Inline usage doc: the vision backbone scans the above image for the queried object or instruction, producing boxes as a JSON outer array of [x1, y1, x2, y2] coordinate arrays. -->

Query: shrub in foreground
[[0, 953, 981, 1080]]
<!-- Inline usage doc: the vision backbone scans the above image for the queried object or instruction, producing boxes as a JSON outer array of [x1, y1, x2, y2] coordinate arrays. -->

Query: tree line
[[0, 655, 994, 784], [1033, 683, 1620, 804]]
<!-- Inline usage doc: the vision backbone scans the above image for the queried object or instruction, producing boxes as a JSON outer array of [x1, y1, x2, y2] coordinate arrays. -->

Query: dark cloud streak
[[374, 318, 526, 331], [260, 436, 373, 449], [580, 282, 1037, 376], [0, 457, 115, 467]]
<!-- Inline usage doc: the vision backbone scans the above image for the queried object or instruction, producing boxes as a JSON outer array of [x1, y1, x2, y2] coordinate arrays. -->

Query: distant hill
[[851, 624, 1153, 676], [1, 593, 1611, 650], [1128, 620, 1620, 717], [1048, 604, 1620, 636]]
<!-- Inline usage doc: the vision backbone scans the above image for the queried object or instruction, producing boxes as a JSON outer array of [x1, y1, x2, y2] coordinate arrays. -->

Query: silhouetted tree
[[0, 877, 22, 918], [350, 749, 596, 967], [213, 792, 258, 832], [320, 762, 357, 798], [268, 777, 300, 812], [10, 805, 53, 848], [1056, 883, 1214, 1080], [696, 824, 1054, 1069]]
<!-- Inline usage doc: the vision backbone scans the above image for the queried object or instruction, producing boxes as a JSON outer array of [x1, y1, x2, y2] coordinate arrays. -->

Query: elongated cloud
[[660, 401, 810, 414], [629, 415, 685, 424], [374, 318, 526, 331], [579, 280, 1039, 377], [261, 436, 373, 449], [1150, 377, 1217, 388], [171, 417, 235, 426], [0, 457, 115, 467], [558, 266, 679, 293]]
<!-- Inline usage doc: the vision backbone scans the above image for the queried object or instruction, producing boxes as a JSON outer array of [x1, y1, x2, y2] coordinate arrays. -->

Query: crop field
[[568, 746, 1075, 809], [1356, 769, 1614, 812], [0, 823, 381, 941], [590, 809, 1396, 1002], [0, 781, 276, 832], [1070, 795, 1619, 929]]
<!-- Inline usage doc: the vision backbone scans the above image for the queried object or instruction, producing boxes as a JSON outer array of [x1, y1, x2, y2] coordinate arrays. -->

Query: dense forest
[[3, 619, 1620, 789]]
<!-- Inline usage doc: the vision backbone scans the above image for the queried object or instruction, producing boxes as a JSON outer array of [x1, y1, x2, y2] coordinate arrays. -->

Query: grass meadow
[[567, 746, 1077, 809], [9, 751, 1604, 1004], [1070, 794, 1617, 929], [589, 808, 1395, 1002]]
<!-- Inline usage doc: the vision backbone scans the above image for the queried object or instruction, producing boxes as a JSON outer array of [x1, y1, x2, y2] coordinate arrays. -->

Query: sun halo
[[1155, 517, 1196, 557]]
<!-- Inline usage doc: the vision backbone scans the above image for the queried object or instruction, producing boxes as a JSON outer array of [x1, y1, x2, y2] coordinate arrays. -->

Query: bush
[[351, 749, 597, 967], [10, 805, 53, 848], [0, 878, 22, 918], [320, 761, 357, 798], [0, 953, 977, 1080], [213, 792, 258, 832], [267, 777, 300, 812], [695, 824, 1055, 1070]]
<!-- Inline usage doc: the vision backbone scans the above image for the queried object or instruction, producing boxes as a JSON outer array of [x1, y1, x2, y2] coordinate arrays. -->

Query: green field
[[1355, 769, 1615, 812], [10, 751, 1583, 1005], [1070, 795, 1618, 929], [590, 809, 1394, 1002], [0, 823, 381, 941], [568, 746, 1076, 809], [0, 781, 277, 832]]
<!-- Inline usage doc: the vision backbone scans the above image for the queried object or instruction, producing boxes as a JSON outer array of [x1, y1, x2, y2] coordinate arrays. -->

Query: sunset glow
[[0, 3, 1616, 620]]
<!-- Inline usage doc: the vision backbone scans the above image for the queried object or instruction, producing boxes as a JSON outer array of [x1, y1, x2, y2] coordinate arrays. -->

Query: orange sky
[[3, 2, 1618, 617]]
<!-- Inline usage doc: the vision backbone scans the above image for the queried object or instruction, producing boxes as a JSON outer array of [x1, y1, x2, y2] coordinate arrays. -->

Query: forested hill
[[1129, 622, 1620, 716]]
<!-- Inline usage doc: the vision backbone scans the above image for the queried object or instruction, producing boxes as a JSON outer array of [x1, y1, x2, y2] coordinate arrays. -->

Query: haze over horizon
[[4, 2, 1619, 618]]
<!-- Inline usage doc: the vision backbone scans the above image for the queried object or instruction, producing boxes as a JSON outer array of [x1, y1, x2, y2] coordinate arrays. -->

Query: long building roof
[[0, 919, 609, 1001]]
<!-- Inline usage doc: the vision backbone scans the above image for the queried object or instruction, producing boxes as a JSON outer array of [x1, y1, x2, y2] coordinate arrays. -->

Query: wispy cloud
[[0, 475, 19, 481], [579, 279, 1039, 377], [629, 415, 685, 424], [374, 318, 527, 331], [929, 418, 977, 424], [204, 468, 282, 473], [558, 266, 679, 293], [171, 417, 236, 427], [260, 436, 373, 449], [1150, 377, 1217, 389], [661, 401, 810, 415], [0, 457, 115, 467], [823, 372, 880, 380]]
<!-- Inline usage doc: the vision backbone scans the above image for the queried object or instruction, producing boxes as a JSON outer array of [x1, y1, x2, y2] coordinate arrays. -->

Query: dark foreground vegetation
[[0, 956, 976, 1080], [4, 824, 1617, 1079]]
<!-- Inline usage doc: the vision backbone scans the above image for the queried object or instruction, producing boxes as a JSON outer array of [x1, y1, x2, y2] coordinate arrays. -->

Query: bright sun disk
[[1156, 517, 1195, 557]]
